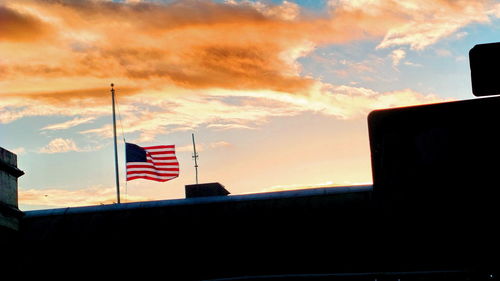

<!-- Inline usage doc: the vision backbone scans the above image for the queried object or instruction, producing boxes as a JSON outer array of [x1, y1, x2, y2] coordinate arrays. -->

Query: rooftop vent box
[[185, 182, 230, 198]]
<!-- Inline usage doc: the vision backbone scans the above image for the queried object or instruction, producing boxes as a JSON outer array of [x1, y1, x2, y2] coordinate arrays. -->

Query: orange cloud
[[19, 185, 152, 208], [6, 0, 426, 98], [0, 0, 490, 129], [2, 0, 322, 94], [0, 88, 130, 124], [10, 87, 140, 103], [0, 5, 50, 41], [2, 0, 495, 104]]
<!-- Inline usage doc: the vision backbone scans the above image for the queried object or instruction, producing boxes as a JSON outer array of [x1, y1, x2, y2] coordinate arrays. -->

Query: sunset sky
[[1, 0, 500, 210]]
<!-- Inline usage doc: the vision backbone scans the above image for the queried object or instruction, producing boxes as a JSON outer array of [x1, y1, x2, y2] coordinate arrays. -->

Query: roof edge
[[24, 184, 373, 218]]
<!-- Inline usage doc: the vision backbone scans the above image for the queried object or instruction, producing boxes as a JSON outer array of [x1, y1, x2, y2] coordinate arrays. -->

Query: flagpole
[[111, 83, 121, 204], [192, 133, 199, 184]]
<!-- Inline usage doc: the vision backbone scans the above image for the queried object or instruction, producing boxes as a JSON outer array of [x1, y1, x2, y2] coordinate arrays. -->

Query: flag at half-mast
[[125, 143, 179, 182]]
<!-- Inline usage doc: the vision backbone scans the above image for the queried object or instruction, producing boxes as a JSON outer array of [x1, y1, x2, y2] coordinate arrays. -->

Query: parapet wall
[[0, 147, 24, 231]]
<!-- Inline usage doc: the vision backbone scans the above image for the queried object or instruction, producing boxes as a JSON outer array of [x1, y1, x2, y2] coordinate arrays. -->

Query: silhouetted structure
[[185, 182, 230, 198], [13, 98, 500, 279], [0, 147, 24, 274], [5, 43, 500, 280], [19, 93, 500, 278], [0, 148, 23, 233], [470, 42, 500, 96]]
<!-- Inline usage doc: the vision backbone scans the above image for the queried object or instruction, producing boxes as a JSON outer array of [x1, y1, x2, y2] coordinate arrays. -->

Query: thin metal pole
[[192, 133, 199, 184], [111, 83, 120, 204]]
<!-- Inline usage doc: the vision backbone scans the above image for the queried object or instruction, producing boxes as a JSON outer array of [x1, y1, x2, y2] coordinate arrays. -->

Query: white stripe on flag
[[127, 167, 179, 173], [126, 174, 178, 180], [146, 157, 178, 164], [127, 162, 179, 168], [145, 148, 175, 153]]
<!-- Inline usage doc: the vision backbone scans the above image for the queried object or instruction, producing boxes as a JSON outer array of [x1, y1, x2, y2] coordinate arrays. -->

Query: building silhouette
[[2, 87, 500, 280]]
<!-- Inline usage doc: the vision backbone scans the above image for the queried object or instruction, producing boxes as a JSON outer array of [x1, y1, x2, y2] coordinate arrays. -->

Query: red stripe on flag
[[143, 145, 175, 150], [147, 151, 175, 156], [126, 165, 179, 171], [127, 175, 177, 182], [147, 156, 177, 161], [147, 159, 179, 165], [127, 170, 179, 177]]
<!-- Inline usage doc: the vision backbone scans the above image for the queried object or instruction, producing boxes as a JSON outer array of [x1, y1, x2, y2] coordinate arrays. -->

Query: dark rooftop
[[25, 185, 372, 218]]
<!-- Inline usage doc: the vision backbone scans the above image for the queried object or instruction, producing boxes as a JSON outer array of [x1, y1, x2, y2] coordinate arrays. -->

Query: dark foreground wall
[[18, 185, 498, 280], [17, 98, 500, 280], [21, 186, 373, 279]]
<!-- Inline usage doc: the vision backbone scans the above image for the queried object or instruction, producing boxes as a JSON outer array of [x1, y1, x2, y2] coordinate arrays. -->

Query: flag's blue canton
[[126, 143, 147, 162]]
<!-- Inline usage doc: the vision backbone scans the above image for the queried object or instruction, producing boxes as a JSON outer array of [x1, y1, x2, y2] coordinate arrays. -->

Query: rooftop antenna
[[192, 133, 199, 184], [111, 83, 120, 204]]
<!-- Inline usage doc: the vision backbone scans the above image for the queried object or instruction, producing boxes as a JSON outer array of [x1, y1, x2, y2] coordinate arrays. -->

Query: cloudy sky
[[1, 0, 499, 210]]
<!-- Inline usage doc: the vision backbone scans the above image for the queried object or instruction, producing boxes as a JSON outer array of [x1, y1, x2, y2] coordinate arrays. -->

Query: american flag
[[125, 143, 179, 182]]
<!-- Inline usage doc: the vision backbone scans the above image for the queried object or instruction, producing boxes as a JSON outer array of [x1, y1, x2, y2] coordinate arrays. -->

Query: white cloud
[[176, 140, 232, 152], [375, 0, 494, 50], [390, 49, 406, 66], [40, 116, 96, 131], [435, 49, 453, 57], [0, 94, 110, 124], [330, 0, 499, 51], [229, 0, 301, 21], [10, 147, 26, 155], [76, 82, 449, 142], [208, 141, 232, 149], [207, 123, 256, 130], [403, 61, 422, 67], [38, 138, 80, 154]]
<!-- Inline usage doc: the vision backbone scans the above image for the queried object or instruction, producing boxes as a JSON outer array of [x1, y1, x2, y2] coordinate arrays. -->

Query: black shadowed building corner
[[0, 147, 24, 270]]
